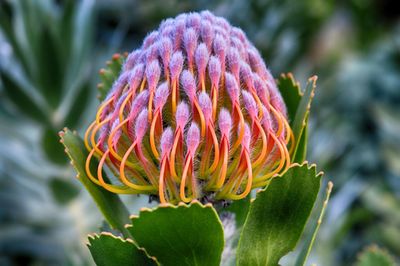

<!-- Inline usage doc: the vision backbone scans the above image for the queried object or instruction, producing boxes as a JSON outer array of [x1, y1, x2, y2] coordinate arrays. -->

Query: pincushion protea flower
[[84, 11, 294, 204]]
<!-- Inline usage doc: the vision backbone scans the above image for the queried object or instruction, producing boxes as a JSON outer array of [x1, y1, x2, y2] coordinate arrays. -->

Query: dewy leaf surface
[[237, 163, 322, 266], [88, 233, 158, 266], [127, 201, 224, 266]]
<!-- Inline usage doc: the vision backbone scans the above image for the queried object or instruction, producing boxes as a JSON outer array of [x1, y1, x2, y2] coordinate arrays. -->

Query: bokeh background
[[0, 0, 399, 265]]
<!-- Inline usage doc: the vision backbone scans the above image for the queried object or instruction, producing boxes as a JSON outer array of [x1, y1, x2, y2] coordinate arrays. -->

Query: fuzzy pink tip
[[146, 60, 161, 89], [253, 74, 269, 105], [218, 108, 232, 138], [158, 37, 173, 67], [198, 92, 212, 121], [129, 63, 145, 91], [208, 56, 221, 87], [123, 50, 141, 71], [186, 122, 200, 154], [169, 51, 184, 81], [195, 43, 210, 78], [143, 31, 159, 49], [181, 70, 196, 101], [135, 109, 149, 140], [176, 102, 190, 129], [154, 82, 170, 109], [183, 28, 198, 63], [225, 72, 239, 102], [241, 90, 258, 118], [160, 127, 174, 156]]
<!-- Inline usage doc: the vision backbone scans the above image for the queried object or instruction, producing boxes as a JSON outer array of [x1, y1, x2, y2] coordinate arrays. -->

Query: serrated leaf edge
[[87, 232, 159, 264]]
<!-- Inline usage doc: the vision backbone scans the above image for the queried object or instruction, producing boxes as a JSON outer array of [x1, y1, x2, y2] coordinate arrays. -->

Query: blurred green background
[[0, 0, 399, 265]]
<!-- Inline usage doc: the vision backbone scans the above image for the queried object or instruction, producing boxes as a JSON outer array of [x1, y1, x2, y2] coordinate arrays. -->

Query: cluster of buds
[[84, 11, 294, 204]]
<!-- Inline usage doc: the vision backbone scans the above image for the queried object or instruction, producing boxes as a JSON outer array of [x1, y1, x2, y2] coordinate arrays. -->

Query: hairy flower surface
[[84, 11, 294, 203]]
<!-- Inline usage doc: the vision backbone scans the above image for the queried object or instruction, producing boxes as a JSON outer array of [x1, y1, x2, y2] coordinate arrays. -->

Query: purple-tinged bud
[[200, 10, 215, 22], [231, 37, 247, 62], [160, 127, 174, 157], [186, 123, 200, 154], [146, 60, 161, 90], [213, 34, 227, 68], [161, 25, 174, 38], [240, 61, 253, 90], [195, 43, 209, 80], [227, 48, 240, 80], [225, 72, 239, 103], [111, 118, 122, 146], [169, 51, 184, 81], [242, 90, 258, 118], [208, 56, 221, 88], [173, 18, 186, 50], [123, 49, 141, 71], [253, 74, 269, 105], [146, 44, 159, 62], [231, 27, 247, 44], [241, 123, 251, 150], [154, 82, 169, 110], [135, 109, 149, 140], [218, 108, 232, 138], [160, 18, 174, 30], [261, 105, 272, 132], [216, 17, 230, 32], [130, 90, 149, 119], [176, 102, 189, 129], [200, 20, 214, 50], [198, 92, 212, 122], [143, 31, 159, 49], [181, 70, 196, 101], [129, 63, 145, 91], [186, 13, 201, 31], [248, 48, 271, 81], [183, 28, 198, 67], [158, 37, 173, 70]]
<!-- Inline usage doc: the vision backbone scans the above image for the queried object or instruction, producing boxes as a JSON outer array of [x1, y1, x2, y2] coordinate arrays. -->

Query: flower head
[[84, 11, 294, 203]]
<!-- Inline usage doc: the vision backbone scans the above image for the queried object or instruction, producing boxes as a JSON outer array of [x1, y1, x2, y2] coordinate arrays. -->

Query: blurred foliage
[[0, 0, 399, 265]]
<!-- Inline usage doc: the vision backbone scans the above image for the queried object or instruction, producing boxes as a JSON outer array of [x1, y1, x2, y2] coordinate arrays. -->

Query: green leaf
[[60, 128, 131, 238], [237, 163, 322, 266], [127, 201, 225, 266], [294, 181, 333, 266], [0, 71, 48, 123], [88, 233, 158, 266], [291, 76, 317, 162], [48, 176, 80, 205], [276, 73, 302, 123], [42, 127, 69, 165], [355, 245, 395, 266], [98, 53, 125, 101]]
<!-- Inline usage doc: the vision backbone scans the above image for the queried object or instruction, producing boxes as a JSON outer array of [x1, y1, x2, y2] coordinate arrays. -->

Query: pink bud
[[173, 18, 186, 50], [129, 63, 145, 91], [218, 108, 232, 138], [227, 48, 240, 80], [146, 44, 159, 62], [158, 37, 173, 70], [186, 13, 201, 31], [240, 61, 253, 90], [225, 72, 239, 103], [200, 10, 215, 22], [241, 90, 258, 118], [186, 123, 200, 154], [183, 28, 198, 66], [111, 118, 122, 147], [198, 92, 212, 122], [135, 109, 149, 140], [181, 70, 196, 101], [176, 102, 190, 129], [146, 60, 161, 90], [123, 49, 141, 71], [261, 105, 271, 132], [200, 20, 214, 50], [160, 127, 174, 156], [208, 56, 221, 88], [143, 31, 159, 49], [154, 82, 170, 109], [195, 43, 209, 80], [169, 51, 184, 81], [253, 74, 269, 105], [213, 34, 226, 68], [130, 90, 149, 120]]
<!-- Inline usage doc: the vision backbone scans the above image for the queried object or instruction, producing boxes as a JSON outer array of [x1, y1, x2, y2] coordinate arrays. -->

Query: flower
[[84, 11, 294, 204]]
